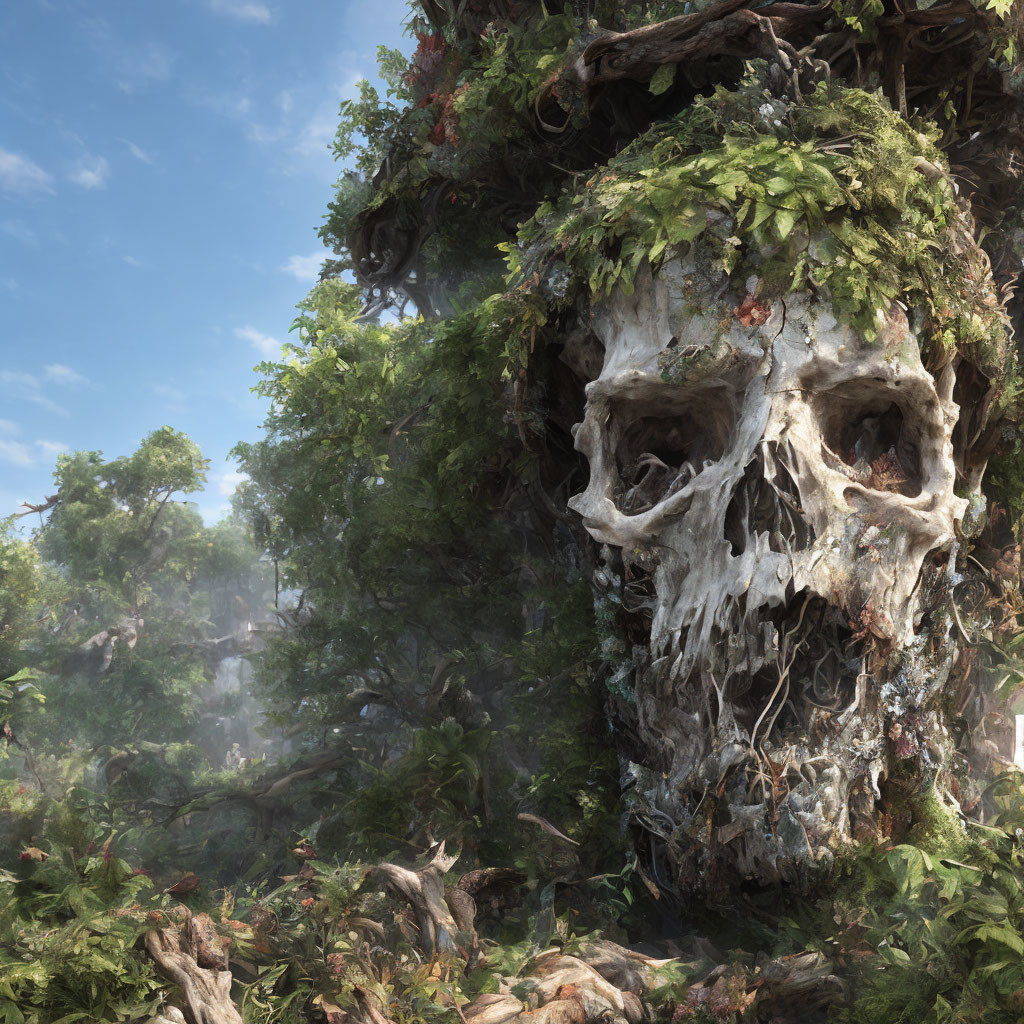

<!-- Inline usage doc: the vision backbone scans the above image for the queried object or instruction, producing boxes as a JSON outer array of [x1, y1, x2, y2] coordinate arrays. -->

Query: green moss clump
[[906, 785, 972, 859], [504, 71, 1011, 384]]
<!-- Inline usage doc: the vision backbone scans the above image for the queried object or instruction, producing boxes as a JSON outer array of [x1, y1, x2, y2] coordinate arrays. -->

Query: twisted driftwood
[[144, 909, 242, 1024], [375, 842, 846, 1022], [374, 840, 463, 952]]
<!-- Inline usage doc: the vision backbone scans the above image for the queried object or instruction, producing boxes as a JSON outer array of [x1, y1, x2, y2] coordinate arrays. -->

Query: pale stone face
[[565, 250, 967, 880]]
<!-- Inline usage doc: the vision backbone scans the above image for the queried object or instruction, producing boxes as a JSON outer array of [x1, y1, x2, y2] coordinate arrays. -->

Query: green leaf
[[648, 64, 676, 96], [665, 210, 705, 245], [974, 924, 1024, 953], [882, 945, 911, 964], [765, 175, 795, 194], [737, 201, 766, 233], [774, 207, 799, 240], [964, 890, 1009, 921], [1, 668, 38, 685], [708, 168, 748, 188], [978, 960, 1013, 975], [0, 1000, 23, 1024]]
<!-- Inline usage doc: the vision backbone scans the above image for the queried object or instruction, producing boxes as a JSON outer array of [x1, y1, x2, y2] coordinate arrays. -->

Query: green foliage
[[0, 427, 273, 914], [231, 853, 667, 1024], [3, 6, 1023, 1024], [10, 429, 268, 757], [233, 276, 622, 874], [984, 428, 1024, 525], [793, 774, 1024, 1023], [0, 795, 164, 1024], [507, 74, 1010, 376], [0, 518, 42, 681], [40, 427, 208, 599], [833, 0, 885, 38], [321, 6, 590, 284], [233, 279, 516, 728], [0, 669, 46, 766]]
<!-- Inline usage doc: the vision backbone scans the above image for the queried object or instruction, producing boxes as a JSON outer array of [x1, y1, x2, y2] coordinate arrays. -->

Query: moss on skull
[[503, 69, 1013, 400], [906, 783, 973, 859]]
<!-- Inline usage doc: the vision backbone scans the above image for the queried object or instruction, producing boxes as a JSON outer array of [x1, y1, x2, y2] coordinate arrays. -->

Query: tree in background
[[232, 277, 621, 866], [1, 428, 271, 874]]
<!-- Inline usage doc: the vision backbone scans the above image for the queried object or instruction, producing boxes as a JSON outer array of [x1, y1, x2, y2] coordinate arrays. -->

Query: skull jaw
[[626, 596, 961, 891], [570, 255, 969, 890]]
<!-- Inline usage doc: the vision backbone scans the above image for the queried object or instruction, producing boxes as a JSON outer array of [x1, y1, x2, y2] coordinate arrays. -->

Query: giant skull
[[566, 246, 972, 886]]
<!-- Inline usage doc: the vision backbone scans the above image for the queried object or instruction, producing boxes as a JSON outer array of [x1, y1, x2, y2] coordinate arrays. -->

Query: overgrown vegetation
[[3, 0, 1024, 1021], [507, 77, 1010, 375]]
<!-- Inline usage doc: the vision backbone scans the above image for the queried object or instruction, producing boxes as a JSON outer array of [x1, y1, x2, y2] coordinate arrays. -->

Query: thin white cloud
[[245, 121, 279, 144], [0, 440, 34, 467], [35, 440, 68, 457], [0, 371, 37, 389], [1, 220, 38, 245], [44, 364, 89, 386], [0, 419, 19, 434], [209, 0, 272, 23], [153, 384, 187, 407], [234, 325, 280, 357], [281, 73, 363, 176], [192, 87, 253, 119], [194, 498, 233, 526], [116, 41, 174, 90], [0, 148, 54, 197], [79, 16, 175, 93], [234, 75, 360, 175], [0, 438, 68, 468], [280, 252, 325, 282], [293, 104, 342, 160], [1, 365, 90, 417], [218, 470, 248, 496], [70, 155, 110, 190], [0, 371, 67, 417], [122, 254, 142, 267], [117, 138, 153, 165]]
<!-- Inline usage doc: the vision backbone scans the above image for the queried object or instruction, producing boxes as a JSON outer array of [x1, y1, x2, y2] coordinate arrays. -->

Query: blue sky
[[0, 0, 410, 523]]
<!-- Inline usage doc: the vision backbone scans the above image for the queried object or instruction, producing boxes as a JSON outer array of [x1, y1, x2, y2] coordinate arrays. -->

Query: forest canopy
[[3, 1, 1024, 1023]]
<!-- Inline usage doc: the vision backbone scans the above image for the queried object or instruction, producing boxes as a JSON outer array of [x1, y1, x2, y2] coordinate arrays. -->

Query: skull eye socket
[[815, 390, 923, 498], [612, 391, 732, 515]]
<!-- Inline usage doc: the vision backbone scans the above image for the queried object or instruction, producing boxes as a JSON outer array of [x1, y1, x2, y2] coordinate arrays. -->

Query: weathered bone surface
[[567, 248, 969, 883]]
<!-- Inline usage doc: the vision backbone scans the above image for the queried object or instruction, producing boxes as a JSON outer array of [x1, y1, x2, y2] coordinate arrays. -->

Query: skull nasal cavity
[[818, 396, 923, 498], [614, 409, 725, 516]]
